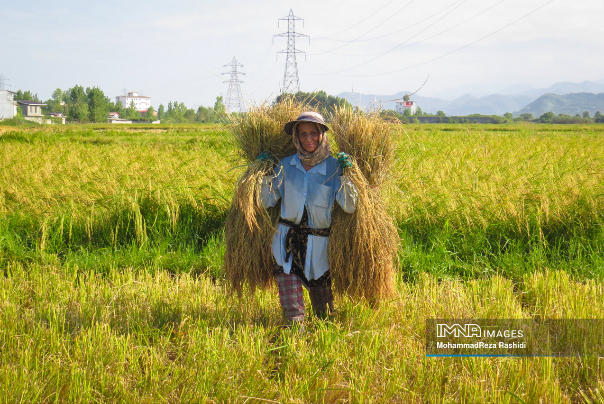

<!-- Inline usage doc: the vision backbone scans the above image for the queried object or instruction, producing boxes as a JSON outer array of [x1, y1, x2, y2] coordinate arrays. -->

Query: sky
[[2, 0, 603, 110]]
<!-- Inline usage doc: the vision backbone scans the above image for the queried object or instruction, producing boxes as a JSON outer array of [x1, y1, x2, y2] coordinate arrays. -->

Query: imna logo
[[437, 323, 482, 338]]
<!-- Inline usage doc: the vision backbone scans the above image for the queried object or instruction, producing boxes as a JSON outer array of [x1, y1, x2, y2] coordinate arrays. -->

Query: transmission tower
[[274, 10, 308, 94], [0, 74, 9, 91], [222, 57, 246, 113]]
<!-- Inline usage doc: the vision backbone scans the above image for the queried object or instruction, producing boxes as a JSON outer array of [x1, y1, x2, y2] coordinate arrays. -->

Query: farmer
[[260, 111, 357, 327]]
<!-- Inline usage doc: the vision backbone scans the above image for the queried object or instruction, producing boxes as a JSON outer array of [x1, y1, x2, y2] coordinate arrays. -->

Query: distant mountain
[[517, 93, 604, 116], [521, 81, 604, 98], [336, 91, 449, 113], [498, 84, 535, 95], [337, 91, 534, 115], [336, 81, 604, 116], [445, 94, 535, 116]]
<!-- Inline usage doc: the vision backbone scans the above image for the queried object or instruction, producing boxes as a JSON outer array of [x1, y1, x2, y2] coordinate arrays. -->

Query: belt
[[279, 217, 330, 264]]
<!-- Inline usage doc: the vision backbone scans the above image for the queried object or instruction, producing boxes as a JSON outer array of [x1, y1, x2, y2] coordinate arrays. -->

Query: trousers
[[275, 272, 334, 323]]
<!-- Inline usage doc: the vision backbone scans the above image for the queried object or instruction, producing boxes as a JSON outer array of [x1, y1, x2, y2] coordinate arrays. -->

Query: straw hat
[[284, 111, 329, 135]]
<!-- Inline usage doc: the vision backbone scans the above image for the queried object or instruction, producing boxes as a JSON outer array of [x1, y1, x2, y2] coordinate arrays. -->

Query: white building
[[0, 90, 17, 120], [396, 100, 418, 115], [116, 91, 151, 112]]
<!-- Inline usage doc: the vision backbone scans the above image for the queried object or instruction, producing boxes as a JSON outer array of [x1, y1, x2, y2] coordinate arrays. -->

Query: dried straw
[[225, 101, 399, 302], [329, 106, 399, 303], [224, 99, 308, 295]]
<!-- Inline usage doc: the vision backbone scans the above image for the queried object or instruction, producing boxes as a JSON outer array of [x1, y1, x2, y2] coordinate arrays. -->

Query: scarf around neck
[[292, 122, 331, 167]]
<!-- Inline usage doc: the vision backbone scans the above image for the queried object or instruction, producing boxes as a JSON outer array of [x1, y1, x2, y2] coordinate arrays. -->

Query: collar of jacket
[[290, 154, 327, 175]]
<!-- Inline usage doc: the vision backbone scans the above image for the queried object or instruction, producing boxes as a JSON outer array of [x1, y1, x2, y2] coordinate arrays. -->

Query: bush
[[552, 115, 592, 124], [539, 112, 555, 123], [0, 117, 40, 127]]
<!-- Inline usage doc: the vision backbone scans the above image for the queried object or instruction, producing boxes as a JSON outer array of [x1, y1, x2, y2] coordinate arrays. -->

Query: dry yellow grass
[[329, 106, 399, 302], [225, 103, 401, 301], [224, 100, 309, 295]]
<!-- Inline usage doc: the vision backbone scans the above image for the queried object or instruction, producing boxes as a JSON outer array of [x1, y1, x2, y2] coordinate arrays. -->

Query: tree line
[[157, 97, 226, 123], [13, 86, 228, 123]]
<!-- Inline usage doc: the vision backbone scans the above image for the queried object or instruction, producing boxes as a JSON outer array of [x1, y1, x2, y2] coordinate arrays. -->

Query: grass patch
[[1, 264, 604, 402], [2, 123, 604, 401]]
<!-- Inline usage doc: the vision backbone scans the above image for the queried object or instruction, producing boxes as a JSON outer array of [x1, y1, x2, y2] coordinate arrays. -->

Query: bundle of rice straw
[[224, 99, 307, 295], [328, 106, 399, 303]]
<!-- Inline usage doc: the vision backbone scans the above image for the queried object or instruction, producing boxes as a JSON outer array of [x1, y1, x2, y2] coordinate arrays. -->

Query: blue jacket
[[260, 154, 357, 281]]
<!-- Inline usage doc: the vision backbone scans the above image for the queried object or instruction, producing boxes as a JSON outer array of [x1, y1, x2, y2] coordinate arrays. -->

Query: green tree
[[436, 110, 446, 117], [539, 111, 555, 123], [86, 87, 110, 123], [214, 96, 226, 116], [52, 89, 64, 102], [403, 94, 411, 102], [520, 113, 533, 121], [583, 111, 591, 119], [503, 112, 513, 120], [162, 101, 189, 123], [196, 106, 213, 122], [42, 88, 68, 115], [274, 91, 352, 117], [158, 104, 165, 120], [414, 106, 423, 116], [145, 106, 156, 120], [122, 101, 140, 120], [110, 100, 124, 116], [14, 90, 40, 102], [68, 85, 89, 122], [184, 108, 196, 122]]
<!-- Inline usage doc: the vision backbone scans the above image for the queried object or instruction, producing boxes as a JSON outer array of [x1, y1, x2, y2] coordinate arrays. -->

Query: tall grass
[[390, 124, 604, 280], [2, 262, 604, 402], [2, 123, 604, 402], [0, 123, 603, 280], [0, 126, 235, 274]]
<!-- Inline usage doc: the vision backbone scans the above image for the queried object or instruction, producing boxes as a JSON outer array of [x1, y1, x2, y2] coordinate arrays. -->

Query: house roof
[[117, 95, 151, 99], [16, 100, 46, 106]]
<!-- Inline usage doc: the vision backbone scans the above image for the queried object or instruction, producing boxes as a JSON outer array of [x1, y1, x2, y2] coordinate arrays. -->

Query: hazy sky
[[2, 0, 602, 109]]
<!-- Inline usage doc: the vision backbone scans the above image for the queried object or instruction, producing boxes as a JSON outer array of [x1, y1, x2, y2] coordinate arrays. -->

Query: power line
[[251, 59, 280, 95], [274, 9, 308, 94], [310, 0, 506, 59], [310, 0, 556, 78], [246, 41, 276, 82], [222, 56, 246, 113], [318, 0, 469, 75], [310, 0, 397, 40], [313, 0, 459, 44], [310, 0, 415, 56]]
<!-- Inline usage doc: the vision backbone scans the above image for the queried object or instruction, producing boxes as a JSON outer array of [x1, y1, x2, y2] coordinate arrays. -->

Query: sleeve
[[335, 172, 358, 214], [260, 164, 283, 208]]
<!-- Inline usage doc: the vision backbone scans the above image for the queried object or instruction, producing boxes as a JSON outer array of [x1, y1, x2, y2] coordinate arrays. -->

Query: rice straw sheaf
[[224, 100, 309, 295], [329, 106, 399, 303], [330, 105, 396, 187]]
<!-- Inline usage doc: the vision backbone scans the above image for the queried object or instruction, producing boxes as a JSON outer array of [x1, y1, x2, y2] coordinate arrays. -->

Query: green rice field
[[1, 123, 603, 403]]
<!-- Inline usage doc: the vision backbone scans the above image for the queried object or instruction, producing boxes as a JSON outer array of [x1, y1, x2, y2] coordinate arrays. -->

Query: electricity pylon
[[222, 57, 246, 113], [0, 74, 9, 91], [274, 10, 308, 94]]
